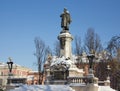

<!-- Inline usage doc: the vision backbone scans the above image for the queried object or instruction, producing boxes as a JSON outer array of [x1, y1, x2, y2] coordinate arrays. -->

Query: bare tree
[[53, 40, 60, 56], [106, 35, 120, 90], [74, 35, 82, 56], [94, 61, 108, 81], [107, 35, 120, 61], [84, 28, 103, 53], [109, 59, 120, 90], [34, 37, 51, 84]]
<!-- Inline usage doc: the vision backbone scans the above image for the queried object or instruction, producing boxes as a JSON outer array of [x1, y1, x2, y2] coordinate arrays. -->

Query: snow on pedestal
[[50, 56, 84, 77]]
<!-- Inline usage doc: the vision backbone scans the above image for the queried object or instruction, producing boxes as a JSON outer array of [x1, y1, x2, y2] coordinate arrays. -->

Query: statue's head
[[64, 8, 67, 12]]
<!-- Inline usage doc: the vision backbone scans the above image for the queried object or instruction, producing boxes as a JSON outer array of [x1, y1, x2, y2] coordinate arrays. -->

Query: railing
[[67, 77, 87, 84]]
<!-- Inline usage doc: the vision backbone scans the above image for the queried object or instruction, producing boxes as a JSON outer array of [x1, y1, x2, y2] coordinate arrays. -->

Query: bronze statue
[[60, 8, 72, 30]]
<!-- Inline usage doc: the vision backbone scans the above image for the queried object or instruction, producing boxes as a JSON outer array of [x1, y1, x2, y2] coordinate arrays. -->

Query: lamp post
[[7, 57, 13, 75], [87, 54, 95, 69], [87, 50, 95, 83], [7, 57, 13, 84]]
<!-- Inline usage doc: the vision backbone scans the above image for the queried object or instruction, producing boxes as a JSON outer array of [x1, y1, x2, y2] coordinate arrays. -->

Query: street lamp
[[87, 50, 95, 83], [87, 53, 95, 69], [7, 57, 13, 76]]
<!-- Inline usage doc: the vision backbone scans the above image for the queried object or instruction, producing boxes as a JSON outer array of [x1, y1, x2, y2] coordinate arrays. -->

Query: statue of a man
[[60, 8, 72, 30]]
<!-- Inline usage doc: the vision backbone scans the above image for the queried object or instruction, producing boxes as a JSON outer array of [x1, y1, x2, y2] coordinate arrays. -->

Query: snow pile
[[9, 85, 75, 91], [9, 85, 116, 91], [50, 56, 84, 75], [50, 56, 74, 70]]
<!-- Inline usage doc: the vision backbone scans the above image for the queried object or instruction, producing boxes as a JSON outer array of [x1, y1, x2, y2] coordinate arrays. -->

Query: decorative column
[[58, 32, 73, 59]]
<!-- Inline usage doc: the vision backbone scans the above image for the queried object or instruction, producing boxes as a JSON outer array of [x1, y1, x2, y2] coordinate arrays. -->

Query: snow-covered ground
[[9, 85, 116, 91], [9, 85, 75, 91]]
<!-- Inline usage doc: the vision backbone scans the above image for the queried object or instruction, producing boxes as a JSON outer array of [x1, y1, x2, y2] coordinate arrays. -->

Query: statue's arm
[[60, 13, 63, 17]]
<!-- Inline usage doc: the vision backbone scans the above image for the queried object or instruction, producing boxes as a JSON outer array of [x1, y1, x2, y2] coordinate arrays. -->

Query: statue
[[60, 8, 72, 31]]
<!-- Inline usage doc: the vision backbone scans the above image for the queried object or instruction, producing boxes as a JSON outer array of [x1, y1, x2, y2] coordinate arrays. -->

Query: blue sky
[[0, 0, 120, 70]]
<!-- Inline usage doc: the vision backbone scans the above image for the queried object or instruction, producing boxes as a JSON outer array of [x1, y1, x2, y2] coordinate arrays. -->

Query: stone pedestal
[[85, 83, 99, 91], [58, 31, 73, 59], [86, 69, 94, 83], [86, 69, 99, 85], [88, 69, 94, 77], [45, 69, 51, 84], [104, 76, 110, 86], [93, 77, 98, 84]]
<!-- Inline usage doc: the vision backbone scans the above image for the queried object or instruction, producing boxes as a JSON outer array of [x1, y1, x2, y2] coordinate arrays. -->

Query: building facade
[[27, 71, 45, 85], [0, 62, 32, 88]]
